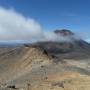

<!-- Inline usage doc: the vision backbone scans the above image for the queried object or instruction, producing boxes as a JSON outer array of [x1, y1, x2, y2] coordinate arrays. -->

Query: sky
[[0, 0, 90, 42]]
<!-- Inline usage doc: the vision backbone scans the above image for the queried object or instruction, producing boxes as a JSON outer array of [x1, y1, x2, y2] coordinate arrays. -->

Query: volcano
[[0, 29, 90, 90], [25, 29, 90, 60]]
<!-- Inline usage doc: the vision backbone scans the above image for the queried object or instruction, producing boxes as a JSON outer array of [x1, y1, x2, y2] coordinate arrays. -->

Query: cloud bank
[[0, 7, 43, 41]]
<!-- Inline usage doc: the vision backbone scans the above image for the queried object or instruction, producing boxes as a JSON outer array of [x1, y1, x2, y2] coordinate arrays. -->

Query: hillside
[[0, 30, 90, 90]]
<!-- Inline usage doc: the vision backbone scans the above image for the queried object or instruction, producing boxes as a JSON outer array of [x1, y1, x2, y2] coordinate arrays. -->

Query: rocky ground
[[0, 46, 89, 90]]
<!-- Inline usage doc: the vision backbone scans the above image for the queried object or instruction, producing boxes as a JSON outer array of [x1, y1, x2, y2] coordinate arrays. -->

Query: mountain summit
[[54, 29, 74, 36]]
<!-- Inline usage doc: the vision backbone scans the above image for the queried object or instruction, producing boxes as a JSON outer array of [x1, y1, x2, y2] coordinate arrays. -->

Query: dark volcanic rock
[[54, 29, 74, 36]]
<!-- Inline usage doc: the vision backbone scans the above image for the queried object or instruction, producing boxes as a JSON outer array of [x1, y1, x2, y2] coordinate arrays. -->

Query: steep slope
[[0, 46, 51, 85], [31, 40, 90, 60]]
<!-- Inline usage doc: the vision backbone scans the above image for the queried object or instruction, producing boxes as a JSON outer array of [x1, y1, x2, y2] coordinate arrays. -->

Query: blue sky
[[0, 0, 90, 41]]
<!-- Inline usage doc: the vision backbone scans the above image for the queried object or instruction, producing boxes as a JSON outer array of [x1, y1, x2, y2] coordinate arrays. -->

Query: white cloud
[[0, 7, 43, 41], [0, 7, 83, 43]]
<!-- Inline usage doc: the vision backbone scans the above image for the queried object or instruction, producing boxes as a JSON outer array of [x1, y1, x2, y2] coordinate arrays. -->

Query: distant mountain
[[25, 29, 90, 60], [0, 40, 30, 47]]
